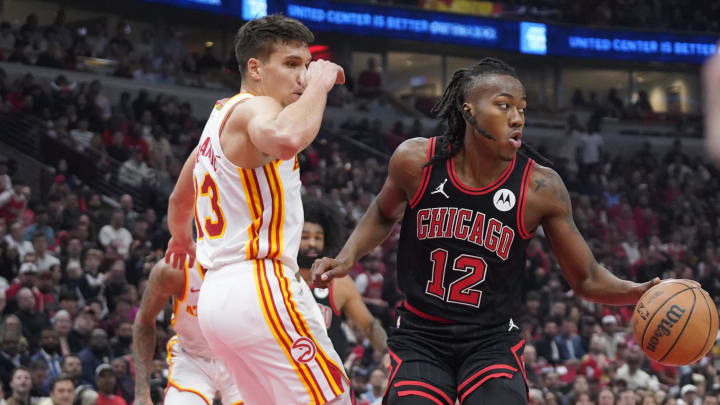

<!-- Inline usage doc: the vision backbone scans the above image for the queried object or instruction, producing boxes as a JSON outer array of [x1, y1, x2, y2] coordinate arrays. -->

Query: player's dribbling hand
[[305, 59, 345, 93], [704, 46, 720, 163], [311, 257, 351, 288], [165, 236, 196, 270], [633, 277, 662, 301]]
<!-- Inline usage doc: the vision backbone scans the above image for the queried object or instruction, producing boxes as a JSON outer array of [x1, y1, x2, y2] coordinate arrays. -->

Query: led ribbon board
[[284, 0, 519, 50], [140, 0, 267, 19], [543, 24, 717, 64]]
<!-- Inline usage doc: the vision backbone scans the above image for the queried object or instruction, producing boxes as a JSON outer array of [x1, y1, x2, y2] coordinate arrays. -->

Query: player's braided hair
[[427, 57, 552, 167]]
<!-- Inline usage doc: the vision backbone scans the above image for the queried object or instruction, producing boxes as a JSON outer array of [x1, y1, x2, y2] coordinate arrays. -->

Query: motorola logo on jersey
[[493, 189, 516, 212], [291, 337, 317, 363], [313, 288, 329, 299], [416, 207, 515, 260]]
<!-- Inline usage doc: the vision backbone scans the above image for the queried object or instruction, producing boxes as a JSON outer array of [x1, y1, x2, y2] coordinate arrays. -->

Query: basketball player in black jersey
[[298, 200, 387, 361], [312, 58, 660, 405]]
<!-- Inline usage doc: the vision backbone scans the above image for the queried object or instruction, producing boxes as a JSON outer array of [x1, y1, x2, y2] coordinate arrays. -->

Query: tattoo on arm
[[534, 178, 546, 191], [368, 318, 388, 353]]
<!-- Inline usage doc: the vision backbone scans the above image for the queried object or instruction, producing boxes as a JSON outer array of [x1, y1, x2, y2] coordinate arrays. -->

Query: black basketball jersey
[[397, 137, 536, 325], [312, 283, 350, 360]]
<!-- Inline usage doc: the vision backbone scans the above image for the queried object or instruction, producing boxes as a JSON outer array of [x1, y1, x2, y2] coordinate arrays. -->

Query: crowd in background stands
[[0, 10, 234, 89], [0, 7, 717, 405]]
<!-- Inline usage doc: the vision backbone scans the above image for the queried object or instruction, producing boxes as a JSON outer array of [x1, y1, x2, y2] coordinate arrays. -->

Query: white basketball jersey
[[193, 93, 303, 273], [171, 262, 213, 359]]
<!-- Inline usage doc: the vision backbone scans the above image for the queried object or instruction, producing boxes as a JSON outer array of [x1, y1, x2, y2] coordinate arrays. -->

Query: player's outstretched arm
[[704, 49, 720, 163], [312, 138, 427, 287], [335, 276, 387, 353], [235, 59, 344, 162], [166, 147, 199, 269], [132, 260, 185, 405], [534, 166, 659, 305]]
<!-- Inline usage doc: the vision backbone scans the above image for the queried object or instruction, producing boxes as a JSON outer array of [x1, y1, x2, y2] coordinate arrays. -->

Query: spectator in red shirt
[[648, 359, 679, 388], [6, 262, 42, 303], [579, 334, 612, 384], [95, 364, 127, 405], [0, 181, 27, 224]]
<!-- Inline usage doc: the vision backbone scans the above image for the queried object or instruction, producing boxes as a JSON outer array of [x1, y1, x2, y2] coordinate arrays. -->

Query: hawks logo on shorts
[[291, 337, 317, 363]]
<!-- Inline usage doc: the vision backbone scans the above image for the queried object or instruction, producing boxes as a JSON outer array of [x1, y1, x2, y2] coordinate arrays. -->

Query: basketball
[[632, 279, 719, 366]]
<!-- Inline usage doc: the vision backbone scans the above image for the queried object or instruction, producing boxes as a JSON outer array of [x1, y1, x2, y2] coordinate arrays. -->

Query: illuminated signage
[[142, 0, 223, 11], [141, 0, 267, 19], [520, 22, 547, 55], [545, 25, 717, 63], [141, 0, 716, 63], [285, 1, 518, 49], [243, 0, 268, 19]]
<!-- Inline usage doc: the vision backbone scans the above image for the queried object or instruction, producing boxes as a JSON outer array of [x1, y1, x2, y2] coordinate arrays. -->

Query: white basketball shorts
[[165, 336, 244, 405], [197, 258, 349, 404]]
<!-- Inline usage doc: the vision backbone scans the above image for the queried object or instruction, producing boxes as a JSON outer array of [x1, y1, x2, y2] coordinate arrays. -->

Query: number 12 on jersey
[[426, 248, 488, 307], [194, 173, 226, 239]]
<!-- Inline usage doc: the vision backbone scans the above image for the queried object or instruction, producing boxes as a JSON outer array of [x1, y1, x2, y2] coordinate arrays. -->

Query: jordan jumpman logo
[[508, 318, 519, 331], [431, 178, 450, 199]]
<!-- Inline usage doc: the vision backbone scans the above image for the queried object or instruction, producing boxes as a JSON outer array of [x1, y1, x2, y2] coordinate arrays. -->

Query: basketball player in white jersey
[[164, 15, 349, 405], [133, 259, 243, 405]]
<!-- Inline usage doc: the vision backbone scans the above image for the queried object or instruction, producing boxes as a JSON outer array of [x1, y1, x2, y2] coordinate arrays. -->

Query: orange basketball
[[632, 279, 718, 366]]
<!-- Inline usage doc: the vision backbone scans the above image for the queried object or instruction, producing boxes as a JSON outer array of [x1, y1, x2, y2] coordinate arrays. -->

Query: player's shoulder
[[222, 95, 283, 132], [389, 137, 432, 177], [392, 137, 431, 161], [230, 95, 282, 117], [528, 163, 571, 212], [529, 163, 561, 185]]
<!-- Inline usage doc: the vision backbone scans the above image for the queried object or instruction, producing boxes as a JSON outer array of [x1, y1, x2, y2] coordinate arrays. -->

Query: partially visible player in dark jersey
[[312, 58, 660, 405], [298, 200, 387, 362]]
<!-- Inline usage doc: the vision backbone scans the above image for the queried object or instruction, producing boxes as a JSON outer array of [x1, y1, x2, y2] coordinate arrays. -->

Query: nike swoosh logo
[[190, 288, 200, 293]]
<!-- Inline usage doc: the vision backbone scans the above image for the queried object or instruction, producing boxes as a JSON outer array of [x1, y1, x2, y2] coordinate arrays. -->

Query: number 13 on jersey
[[194, 173, 226, 239]]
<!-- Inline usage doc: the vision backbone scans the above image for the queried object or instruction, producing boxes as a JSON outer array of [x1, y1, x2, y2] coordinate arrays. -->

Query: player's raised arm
[[240, 60, 344, 161], [132, 260, 185, 405], [312, 138, 427, 287], [532, 165, 659, 305]]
